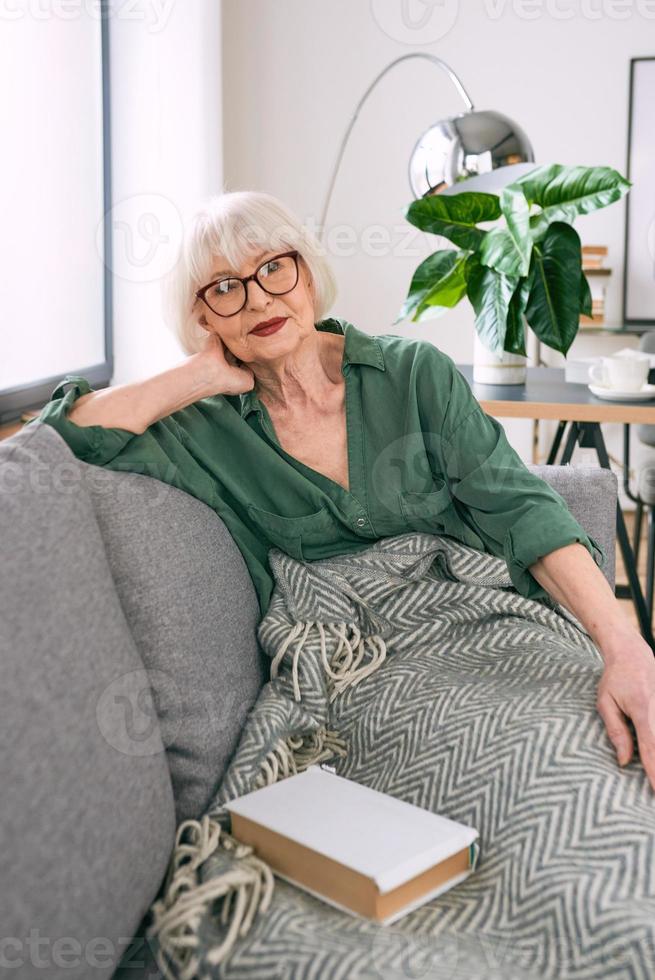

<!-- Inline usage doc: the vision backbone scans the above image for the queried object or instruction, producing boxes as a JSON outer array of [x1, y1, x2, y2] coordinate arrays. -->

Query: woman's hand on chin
[[189, 331, 255, 396]]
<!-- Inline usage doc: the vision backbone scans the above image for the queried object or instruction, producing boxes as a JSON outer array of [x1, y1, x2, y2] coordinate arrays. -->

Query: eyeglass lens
[[204, 255, 299, 316]]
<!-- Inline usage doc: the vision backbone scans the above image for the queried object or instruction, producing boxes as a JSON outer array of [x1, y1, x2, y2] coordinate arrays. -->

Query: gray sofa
[[0, 420, 618, 980]]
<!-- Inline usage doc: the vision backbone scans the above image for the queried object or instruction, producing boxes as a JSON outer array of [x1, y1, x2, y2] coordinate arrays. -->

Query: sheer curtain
[[0, 6, 109, 419]]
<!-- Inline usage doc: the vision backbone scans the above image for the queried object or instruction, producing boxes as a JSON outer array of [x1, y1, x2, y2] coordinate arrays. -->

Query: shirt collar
[[238, 317, 385, 419]]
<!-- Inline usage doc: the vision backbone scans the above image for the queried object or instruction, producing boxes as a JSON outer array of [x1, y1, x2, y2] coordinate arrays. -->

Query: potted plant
[[395, 164, 631, 383]]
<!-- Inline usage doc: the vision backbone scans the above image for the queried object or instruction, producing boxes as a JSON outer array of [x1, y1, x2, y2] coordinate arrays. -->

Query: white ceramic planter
[[472, 330, 527, 385]]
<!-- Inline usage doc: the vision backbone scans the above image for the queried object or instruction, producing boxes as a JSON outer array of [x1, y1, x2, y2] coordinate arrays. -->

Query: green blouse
[[30, 316, 604, 618]]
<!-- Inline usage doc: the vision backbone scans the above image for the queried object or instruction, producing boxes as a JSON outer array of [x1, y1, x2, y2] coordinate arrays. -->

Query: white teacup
[[589, 353, 650, 392]]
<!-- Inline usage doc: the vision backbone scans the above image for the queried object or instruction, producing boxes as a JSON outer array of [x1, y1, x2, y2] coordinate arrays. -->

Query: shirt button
[[356, 517, 367, 527]]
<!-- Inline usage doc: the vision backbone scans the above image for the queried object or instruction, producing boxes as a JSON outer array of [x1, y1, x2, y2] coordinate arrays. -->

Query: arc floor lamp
[[318, 51, 535, 241]]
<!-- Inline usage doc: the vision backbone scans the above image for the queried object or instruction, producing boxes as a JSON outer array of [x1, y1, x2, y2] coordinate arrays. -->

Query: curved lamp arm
[[318, 53, 474, 243]]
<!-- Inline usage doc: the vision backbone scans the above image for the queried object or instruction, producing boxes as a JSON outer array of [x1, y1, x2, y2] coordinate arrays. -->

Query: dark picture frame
[[0, 0, 113, 425], [622, 56, 655, 329]]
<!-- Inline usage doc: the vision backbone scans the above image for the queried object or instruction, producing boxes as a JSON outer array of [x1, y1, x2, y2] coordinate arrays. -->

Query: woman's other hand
[[596, 630, 655, 791]]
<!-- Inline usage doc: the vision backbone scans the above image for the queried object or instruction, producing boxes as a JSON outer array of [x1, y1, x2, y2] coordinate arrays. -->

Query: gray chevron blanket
[[146, 532, 655, 980]]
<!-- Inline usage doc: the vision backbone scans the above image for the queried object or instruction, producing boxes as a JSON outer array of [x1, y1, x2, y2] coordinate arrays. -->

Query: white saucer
[[588, 382, 655, 401]]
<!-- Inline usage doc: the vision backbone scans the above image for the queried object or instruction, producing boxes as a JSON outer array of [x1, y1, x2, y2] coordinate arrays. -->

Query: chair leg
[[634, 499, 644, 567], [646, 507, 655, 626]]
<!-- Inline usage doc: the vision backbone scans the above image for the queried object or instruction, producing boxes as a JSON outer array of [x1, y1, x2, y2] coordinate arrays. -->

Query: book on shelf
[[224, 764, 480, 926], [579, 262, 609, 327], [582, 244, 608, 270], [580, 300, 606, 325], [580, 314, 605, 327]]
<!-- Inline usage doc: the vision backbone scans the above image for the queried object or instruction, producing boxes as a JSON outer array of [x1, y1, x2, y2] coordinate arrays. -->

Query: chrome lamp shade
[[408, 109, 535, 198]]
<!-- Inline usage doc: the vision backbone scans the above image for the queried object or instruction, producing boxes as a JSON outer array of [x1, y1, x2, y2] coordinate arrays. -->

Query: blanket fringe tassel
[[253, 725, 349, 788], [145, 726, 348, 978], [270, 619, 387, 702]]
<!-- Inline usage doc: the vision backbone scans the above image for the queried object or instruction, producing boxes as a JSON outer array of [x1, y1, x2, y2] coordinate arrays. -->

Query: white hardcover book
[[225, 764, 480, 925]]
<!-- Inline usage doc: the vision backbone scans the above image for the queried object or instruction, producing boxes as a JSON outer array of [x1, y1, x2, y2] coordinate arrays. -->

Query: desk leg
[[558, 421, 582, 465], [548, 420, 655, 650], [545, 420, 568, 464]]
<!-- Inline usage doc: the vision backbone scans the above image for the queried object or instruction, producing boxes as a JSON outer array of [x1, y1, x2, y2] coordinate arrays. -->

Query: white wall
[[221, 0, 655, 502], [108, 0, 223, 384]]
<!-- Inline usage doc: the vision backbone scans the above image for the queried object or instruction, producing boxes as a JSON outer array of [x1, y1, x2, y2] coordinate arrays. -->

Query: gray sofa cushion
[[12, 421, 268, 825], [529, 464, 617, 591], [78, 449, 268, 825], [0, 422, 176, 980]]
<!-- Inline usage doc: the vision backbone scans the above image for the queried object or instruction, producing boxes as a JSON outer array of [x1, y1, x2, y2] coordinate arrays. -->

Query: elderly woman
[[35, 190, 655, 789]]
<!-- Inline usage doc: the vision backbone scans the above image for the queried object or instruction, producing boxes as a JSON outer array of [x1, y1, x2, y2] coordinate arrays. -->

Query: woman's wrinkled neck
[[252, 331, 345, 413]]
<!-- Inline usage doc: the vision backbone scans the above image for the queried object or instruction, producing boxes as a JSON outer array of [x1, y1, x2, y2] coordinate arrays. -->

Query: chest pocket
[[246, 502, 340, 561], [398, 479, 453, 534]]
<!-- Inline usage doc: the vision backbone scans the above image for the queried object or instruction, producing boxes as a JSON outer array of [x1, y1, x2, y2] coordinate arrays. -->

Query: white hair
[[162, 190, 338, 355]]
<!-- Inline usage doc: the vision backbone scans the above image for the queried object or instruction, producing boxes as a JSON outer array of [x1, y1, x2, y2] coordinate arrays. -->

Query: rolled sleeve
[[503, 503, 605, 601], [31, 376, 140, 466], [436, 363, 605, 601]]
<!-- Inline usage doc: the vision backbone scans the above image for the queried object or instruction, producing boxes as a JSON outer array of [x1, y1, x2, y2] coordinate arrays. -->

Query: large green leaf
[[507, 164, 631, 239], [524, 222, 583, 355], [403, 192, 501, 250], [501, 184, 532, 276], [412, 252, 469, 321], [406, 302, 451, 326], [505, 277, 531, 356], [466, 254, 519, 355], [480, 185, 532, 278], [393, 249, 468, 325]]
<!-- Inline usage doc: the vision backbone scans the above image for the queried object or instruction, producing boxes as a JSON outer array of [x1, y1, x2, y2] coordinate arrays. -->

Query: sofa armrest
[[527, 464, 617, 593]]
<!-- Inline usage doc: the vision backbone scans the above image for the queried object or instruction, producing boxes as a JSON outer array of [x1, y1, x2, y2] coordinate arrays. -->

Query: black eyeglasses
[[195, 250, 301, 317]]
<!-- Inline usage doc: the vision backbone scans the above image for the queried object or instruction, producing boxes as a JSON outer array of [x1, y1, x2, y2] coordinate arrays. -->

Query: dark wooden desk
[[455, 364, 655, 649], [454, 364, 655, 424]]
